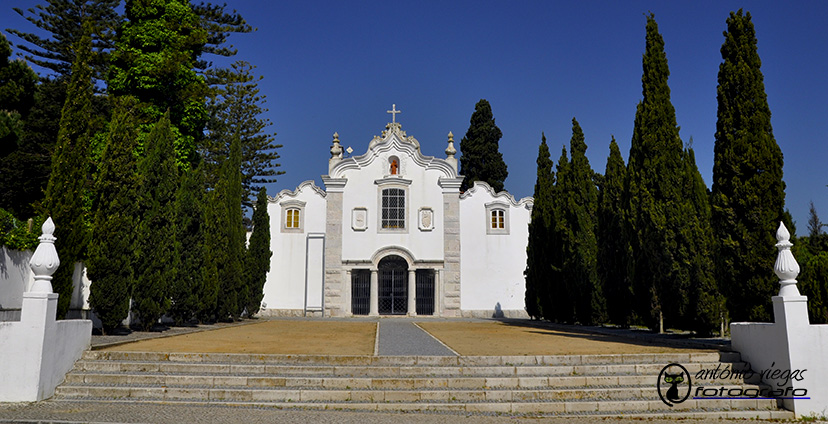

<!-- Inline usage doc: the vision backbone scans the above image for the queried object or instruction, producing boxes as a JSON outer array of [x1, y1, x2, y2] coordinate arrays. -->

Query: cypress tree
[[559, 119, 602, 324], [41, 23, 93, 318], [199, 190, 223, 322], [624, 14, 686, 332], [459, 99, 508, 192], [525, 133, 554, 320], [214, 132, 244, 320], [680, 147, 721, 335], [245, 187, 271, 316], [132, 113, 179, 330], [711, 9, 786, 322], [547, 145, 571, 322], [598, 137, 633, 326], [169, 163, 206, 324], [86, 98, 139, 333]]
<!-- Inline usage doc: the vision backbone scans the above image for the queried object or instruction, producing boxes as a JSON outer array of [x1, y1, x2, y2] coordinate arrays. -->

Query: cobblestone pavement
[[0, 401, 809, 424]]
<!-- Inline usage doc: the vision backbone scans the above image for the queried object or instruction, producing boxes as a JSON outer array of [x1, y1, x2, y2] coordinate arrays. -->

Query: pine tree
[[108, 0, 208, 167], [525, 133, 554, 320], [559, 119, 602, 324], [132, 113, 179, 330], [245, 187, 271, 316], [711, 9, 786, 322], [6, 0, 120, 81], [169, 163, 206, 324], [41, 23, 94, 318], [459, 99, 508, 192], [624, 14, 686, 332], [86, 98, 139, 333], [808, 201, 823, 239], [204, 61, 283, 209], [598, 137, 632, 326]]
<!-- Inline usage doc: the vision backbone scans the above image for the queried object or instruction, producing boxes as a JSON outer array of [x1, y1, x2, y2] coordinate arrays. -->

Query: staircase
[[53, 350, 793, 418]]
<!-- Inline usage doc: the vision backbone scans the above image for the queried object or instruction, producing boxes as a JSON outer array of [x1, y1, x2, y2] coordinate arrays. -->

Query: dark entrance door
[[415, 269, 435, 315], [351, 269, 370, 315], [378, 255, 408, 315]]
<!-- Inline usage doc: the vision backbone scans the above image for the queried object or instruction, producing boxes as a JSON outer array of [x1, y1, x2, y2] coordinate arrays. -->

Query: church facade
[[261, 113, 532, 318]]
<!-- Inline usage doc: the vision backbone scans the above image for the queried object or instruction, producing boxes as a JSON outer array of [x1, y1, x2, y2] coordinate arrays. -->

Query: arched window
[[491, 209, 505, 229], [485, 202, 510, 235], [381, 188, 405, 228]]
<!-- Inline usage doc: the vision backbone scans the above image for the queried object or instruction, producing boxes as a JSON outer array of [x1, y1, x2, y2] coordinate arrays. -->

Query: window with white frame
[[381, 188, 405, 229], [485, 201, 510, 235], [280, 200, 305, 233]]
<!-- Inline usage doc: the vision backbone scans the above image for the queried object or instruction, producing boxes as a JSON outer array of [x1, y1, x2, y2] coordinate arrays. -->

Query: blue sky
[[3, 1, 827, 233]]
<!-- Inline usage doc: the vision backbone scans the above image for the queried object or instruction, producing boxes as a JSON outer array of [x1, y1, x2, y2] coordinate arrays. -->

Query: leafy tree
[[624, 14, 687, 332], [41, 23, 94, 318], [598, 137, 632, 326], [459, 99, 508, 192], [6, 0, 120, 81], [244, 187, 271, 316], [525, 133, 554, 319], [558, 119, 602, 324], [169, 163, 206, 325], [204, 61, 283, 209], [0, 32, 39, 218], [711, 9, 786, 322], [132, 113, 179, 330], [0, 78, 64, 219], [108, 0, 209, 167], [86, 98, 140, 333]]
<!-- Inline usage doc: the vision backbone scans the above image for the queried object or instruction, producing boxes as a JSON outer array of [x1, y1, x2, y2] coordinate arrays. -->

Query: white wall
[[263, 181, 327, 311], [338, 135, 446, 263], [0, 247, 32, 320], [459, 181, 532, 313]]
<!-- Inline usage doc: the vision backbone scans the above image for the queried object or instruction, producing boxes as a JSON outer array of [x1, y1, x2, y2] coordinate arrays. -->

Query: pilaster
[[439, 177, 463, 317], [322, 176, 347, 317]]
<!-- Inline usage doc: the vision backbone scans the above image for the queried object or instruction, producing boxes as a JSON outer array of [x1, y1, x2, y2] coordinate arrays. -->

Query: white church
[[261, 107, 533, 318]]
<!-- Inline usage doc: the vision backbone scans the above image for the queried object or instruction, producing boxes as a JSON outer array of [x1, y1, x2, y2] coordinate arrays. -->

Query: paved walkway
[[376, 321, 456, 356]]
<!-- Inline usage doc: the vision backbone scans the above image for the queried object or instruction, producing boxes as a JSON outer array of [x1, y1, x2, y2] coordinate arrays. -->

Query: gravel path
[[377, 320, 456, 356]]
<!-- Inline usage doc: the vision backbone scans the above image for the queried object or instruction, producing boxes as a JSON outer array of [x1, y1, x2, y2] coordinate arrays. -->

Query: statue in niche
[[421, 209, 432, 229], [390, 159, 399, 175]]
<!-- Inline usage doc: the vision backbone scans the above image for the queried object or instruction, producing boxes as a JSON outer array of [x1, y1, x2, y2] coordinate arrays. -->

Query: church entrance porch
[[378, 256, 408, 315]]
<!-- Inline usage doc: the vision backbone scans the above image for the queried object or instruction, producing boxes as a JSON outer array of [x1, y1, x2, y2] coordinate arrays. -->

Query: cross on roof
[[387, 104, 401, 123]]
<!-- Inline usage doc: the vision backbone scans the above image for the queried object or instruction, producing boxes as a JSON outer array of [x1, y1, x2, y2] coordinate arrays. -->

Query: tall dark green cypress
[[199, 190, 224, 322], [559, 119, 602, 324], [598, 137, 632, 326], [459, 99, 508, 192], [245, 187, 271, 316], [41, 22, 93, 318], [680, 147, 721, 335], [624, 14, 686, 332], [86, 98, 139, 333], [169, 163, 206, 324], [547, 145, 570, 322], [132, 113, 179, 330], [215, 132, 244, 320], [525, 133, 555, 320], [711, 9, 786, 322]]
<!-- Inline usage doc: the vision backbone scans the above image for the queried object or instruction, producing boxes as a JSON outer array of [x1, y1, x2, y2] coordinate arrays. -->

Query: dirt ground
[[417, 321, 710, 356], [106, 320, 377, 355]]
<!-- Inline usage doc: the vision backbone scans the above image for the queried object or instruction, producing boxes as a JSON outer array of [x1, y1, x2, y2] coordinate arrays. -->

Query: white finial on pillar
[[29, 217, 59, 293], [445, 131, 458, 172], [774, 221, 801, 297]]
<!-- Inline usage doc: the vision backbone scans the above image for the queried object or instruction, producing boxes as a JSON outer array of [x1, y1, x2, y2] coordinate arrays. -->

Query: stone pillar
[[772, 222, 809, 327], [434, 269, 441, 316], [439, 177, 464, 317], [369, 269, 379, 316], [408, 269, 416, 316], [321, 176, 347, 317], [344, 269, 352, 316]]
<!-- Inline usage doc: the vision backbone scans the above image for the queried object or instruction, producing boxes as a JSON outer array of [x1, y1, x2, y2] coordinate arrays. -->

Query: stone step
[[55, 383, 770, 403], [82, 350, 736, 366], [63, 371, 761, 389], [48, 397, 791, 418], [71, 360, 751, 378]]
